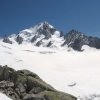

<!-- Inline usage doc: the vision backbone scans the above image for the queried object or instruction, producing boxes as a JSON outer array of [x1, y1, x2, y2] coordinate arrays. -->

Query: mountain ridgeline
[[2, 22, 100, 51]]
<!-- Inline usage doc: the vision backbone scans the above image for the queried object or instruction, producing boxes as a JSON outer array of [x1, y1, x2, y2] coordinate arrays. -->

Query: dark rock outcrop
[[3, 38, 12, 44], [0, 65, 76, 100], [63, 29, 100, 51], [47, 41, 52, 47], [31, 36, 37, 43], [88, 36, 100, 49], [15, 35, 23, 44]]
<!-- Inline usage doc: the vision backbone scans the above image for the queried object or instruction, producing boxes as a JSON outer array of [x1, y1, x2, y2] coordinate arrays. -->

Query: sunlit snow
[[0, 93, 11, 100], [0, 41, 100, 100]]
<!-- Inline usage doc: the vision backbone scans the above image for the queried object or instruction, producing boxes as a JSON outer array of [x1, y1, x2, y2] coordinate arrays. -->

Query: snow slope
[[0, 41, 100, 100], [0, 93, 11, 100]]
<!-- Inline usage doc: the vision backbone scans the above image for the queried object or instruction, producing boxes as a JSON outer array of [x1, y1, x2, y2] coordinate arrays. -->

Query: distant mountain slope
[[1, 22, 100, 51], [63, 29, 100, 51]]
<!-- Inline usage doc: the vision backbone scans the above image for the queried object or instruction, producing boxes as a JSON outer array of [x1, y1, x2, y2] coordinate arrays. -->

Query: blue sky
[[0, 0, 100, 37]]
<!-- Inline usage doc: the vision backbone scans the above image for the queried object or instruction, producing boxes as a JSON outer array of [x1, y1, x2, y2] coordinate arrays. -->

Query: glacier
[[0, 41, 100, 100]]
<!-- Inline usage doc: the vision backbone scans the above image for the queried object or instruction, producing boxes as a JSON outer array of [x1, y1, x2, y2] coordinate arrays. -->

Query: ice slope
[[0, 41, 100, 100]]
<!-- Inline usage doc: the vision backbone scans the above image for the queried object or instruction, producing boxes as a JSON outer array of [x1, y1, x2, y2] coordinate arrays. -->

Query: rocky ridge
[[0, 65, 76, 100]]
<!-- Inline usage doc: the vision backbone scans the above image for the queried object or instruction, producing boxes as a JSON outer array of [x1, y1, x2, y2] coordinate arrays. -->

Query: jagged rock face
[[37, 22, 56, 38], [15, 35, 23, 44], [64, 30, 89, 45], [2, 22, 100, 51], [62, 30, 89, 51], [63, 29, 100, 51], [0, 65, 76, 100], [88, 36, 100, 49]]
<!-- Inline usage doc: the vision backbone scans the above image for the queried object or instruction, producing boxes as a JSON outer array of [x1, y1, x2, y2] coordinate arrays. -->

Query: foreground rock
[[0, 65, 76, 100]]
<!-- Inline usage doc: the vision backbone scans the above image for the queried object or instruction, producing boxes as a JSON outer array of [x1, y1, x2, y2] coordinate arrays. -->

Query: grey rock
[[3, 38, 12, 44], [29, 87, 43, 94], [0, 65, 76, 100], [36, 41, 42, 47], [0, 81, 14, 88], [23, 94, 45, 100], [63, 29, 100, 51], [15, 35, 23, 44], [47, 41, 52, 47], [44, 95, 53, 100], [31, 36, 37, 43], [0, 65, 14, 81]]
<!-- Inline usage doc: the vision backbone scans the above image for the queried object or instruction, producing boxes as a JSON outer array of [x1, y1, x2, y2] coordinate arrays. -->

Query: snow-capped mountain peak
[[1, 22, 100, 51], [35, 21, 54, 29], [2, 22, 64, 48], [20, 21, 54, 34]]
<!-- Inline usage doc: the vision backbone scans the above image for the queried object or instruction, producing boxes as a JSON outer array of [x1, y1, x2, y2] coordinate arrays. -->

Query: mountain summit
[[2, 22, 100, 51], [3, 22, 65, 48]]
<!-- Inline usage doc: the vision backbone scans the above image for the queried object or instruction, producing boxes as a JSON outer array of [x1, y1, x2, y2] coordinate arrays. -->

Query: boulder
[[0, 65, 77, 100]]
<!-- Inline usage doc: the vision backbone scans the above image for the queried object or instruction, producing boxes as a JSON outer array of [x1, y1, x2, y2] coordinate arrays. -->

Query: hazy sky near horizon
[[0, 0, 100, 37]]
